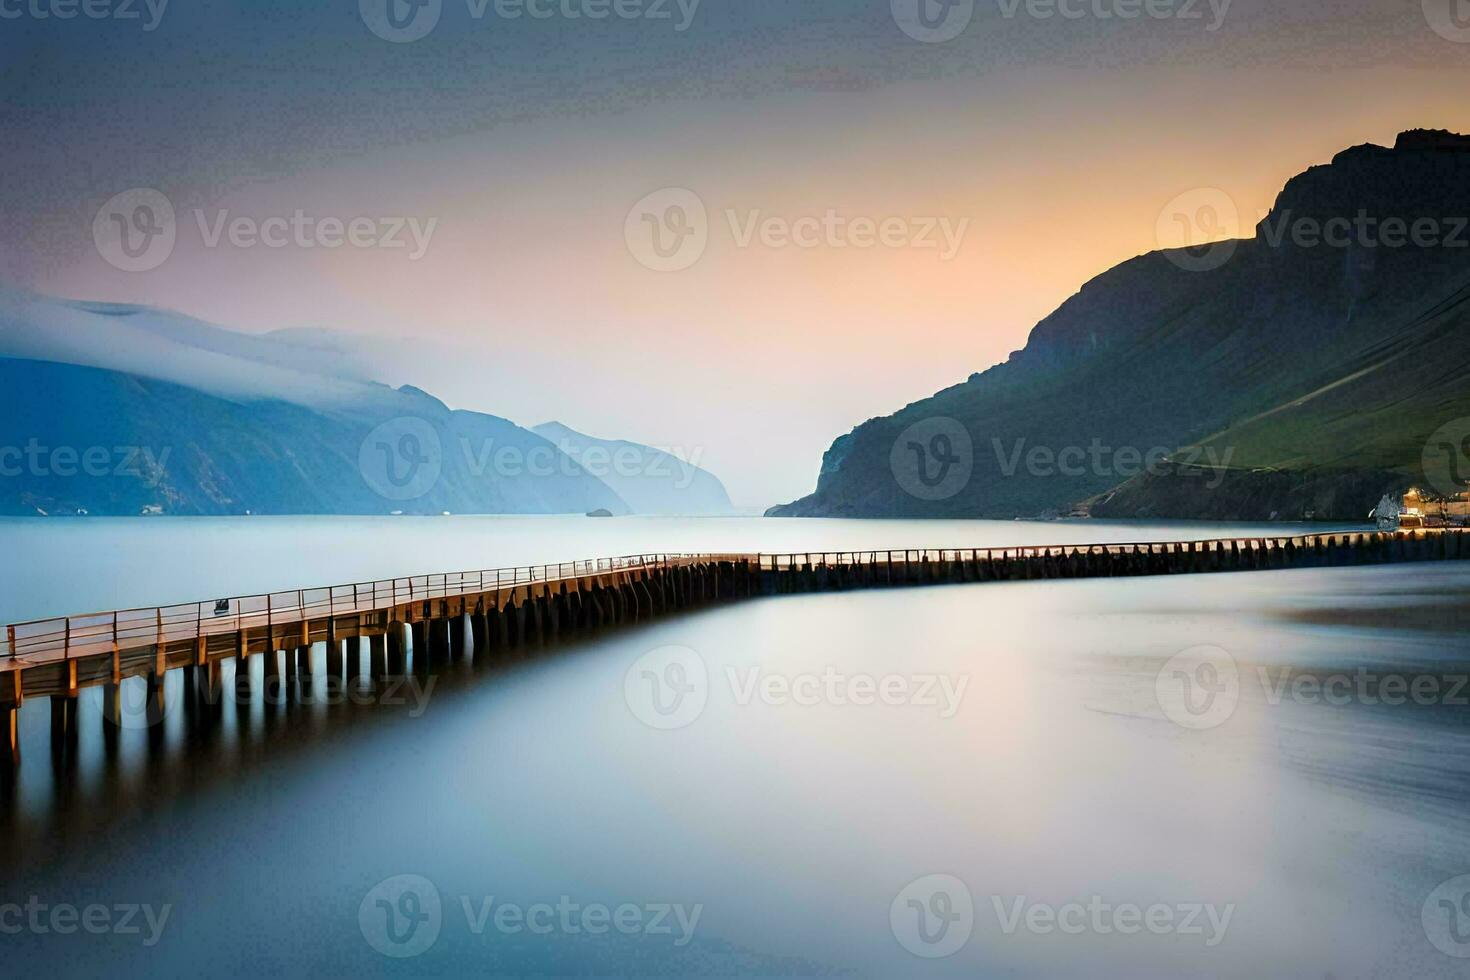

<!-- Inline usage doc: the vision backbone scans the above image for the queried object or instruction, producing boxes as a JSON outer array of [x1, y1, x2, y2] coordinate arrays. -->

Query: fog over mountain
[[0, 287, 385, 409], [0, 291, 734, 517]]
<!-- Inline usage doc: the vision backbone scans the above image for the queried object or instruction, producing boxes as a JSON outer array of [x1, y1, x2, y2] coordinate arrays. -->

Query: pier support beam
[[370, 633, 387, 678], [387, 624, 406, 675], [450, 615, 467, 660], [2, 705, 17, 770], [471, 612, 487, 658], [430, 618, 450, 660]]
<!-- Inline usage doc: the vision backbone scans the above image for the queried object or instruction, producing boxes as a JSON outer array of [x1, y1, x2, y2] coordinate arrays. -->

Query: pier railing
[[0, 553, 720, 664], [754, 530, 1368, 571], [2, 528, 1454, 664]]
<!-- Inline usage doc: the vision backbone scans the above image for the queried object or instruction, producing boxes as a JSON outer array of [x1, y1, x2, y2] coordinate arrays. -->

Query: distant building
[[1396, 488, 1470, 529]]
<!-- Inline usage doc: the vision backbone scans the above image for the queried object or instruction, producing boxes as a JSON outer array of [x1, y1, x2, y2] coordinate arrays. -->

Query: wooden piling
[[2, 704, 17, 769], [449, 615, 467, 660]]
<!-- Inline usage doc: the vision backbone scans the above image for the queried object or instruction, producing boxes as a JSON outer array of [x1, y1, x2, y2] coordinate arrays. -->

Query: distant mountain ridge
[[0, 358, 632, 517], [533, 421, 734, 516], [0, 292, 724, 517], [771, 129, 1470, 521]]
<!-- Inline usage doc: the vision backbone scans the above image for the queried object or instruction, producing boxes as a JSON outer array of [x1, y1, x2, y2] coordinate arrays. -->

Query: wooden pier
[[2, 528, 1467, 765]]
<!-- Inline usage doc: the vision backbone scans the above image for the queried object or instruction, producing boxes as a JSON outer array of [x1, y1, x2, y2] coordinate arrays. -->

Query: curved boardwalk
[[2, 528, 1466, 763]]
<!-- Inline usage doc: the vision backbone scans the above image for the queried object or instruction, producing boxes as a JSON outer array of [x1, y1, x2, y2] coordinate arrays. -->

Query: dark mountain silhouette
[[770, 130, 1470, 521]]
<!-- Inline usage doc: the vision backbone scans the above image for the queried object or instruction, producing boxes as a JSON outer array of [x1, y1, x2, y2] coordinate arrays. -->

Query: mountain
[[770, 130, 1470, 522], [532, 422, 735, 516], [0, 293, 634, 516], [0, 287, 383, 408]]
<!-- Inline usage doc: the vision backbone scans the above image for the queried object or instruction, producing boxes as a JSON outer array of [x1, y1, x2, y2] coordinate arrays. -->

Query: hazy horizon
[[4, 0, 1469, 506]]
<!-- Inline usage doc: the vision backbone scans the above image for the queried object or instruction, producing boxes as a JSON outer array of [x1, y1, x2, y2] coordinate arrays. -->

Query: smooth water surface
[[0, 516, 1355, 624], [1, 518, 1466, 977]]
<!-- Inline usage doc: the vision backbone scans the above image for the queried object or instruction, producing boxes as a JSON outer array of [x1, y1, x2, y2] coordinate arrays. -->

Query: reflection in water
[[1, 554, 1469, 976], [3, 639, 467, 839]]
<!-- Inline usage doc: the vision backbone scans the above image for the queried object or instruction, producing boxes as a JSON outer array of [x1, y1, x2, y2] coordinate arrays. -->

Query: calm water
[[2, 518, 1469, 978], [0, 516, 1356, 624]]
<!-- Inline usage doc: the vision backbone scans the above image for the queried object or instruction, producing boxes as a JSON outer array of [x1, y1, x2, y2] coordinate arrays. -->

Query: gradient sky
[[3, 0, 1470, 506]]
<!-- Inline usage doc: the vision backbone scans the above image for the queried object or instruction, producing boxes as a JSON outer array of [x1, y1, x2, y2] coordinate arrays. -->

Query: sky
[[3, 0, 1470, 507]]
